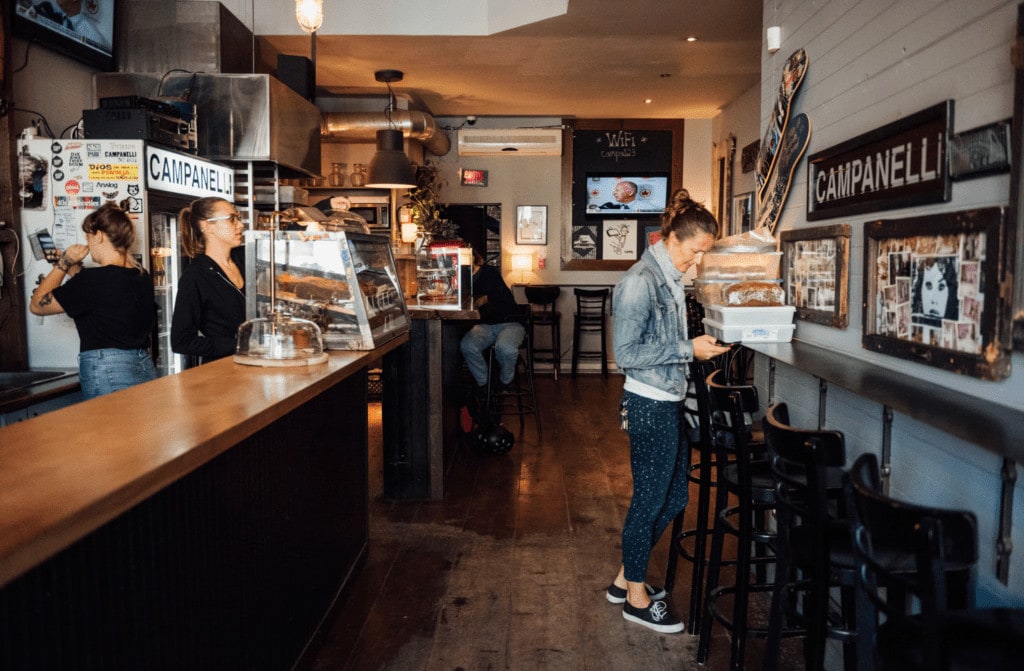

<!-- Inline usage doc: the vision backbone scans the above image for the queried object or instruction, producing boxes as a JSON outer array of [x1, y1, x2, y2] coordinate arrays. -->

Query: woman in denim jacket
[[605, 189, 730, 633]]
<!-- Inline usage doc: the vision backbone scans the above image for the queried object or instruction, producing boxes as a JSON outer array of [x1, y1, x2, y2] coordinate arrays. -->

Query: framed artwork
[[515, 205, 547, 245], [780, 224, 851, 328], [460, 169, 488, 186], [643, 223, 662, 251], [602, 219, 638, 260], [862, 207, 1009, 380], [949, 119, 1011, 180], [571, 224, 598, 260], [731, 191, 754, 235]]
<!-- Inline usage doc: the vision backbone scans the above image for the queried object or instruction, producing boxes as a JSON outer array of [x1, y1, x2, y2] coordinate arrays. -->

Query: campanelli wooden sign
[[806, 101, 952, 220]]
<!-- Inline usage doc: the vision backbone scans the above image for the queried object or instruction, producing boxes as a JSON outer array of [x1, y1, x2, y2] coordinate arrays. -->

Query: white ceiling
[[252, 0, 764, 120]]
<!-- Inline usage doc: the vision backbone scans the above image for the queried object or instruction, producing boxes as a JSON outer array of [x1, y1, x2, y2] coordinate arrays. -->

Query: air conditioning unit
[[457, 128, 563, 156]]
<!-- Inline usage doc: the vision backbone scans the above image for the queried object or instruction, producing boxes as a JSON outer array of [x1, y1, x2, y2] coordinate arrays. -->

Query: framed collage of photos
[[862, 207, 1009, 380], [780, 224, 850, 328]]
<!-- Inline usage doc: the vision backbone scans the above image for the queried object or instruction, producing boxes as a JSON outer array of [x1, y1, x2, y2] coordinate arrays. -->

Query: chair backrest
[[705, 368, 762, 479], [574, 287, 609, 319], [525, 285, 560, 310], [763, 402, 846, 521], [847, 452, 979, 670], [684, 360, 718, 447]]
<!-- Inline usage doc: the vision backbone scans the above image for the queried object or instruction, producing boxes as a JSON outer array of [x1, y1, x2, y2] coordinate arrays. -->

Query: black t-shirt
[[472, 263, 519, 324], [52, 265, 156, 352]]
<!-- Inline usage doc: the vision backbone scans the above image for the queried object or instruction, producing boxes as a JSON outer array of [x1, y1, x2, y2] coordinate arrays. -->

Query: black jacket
[[170, 253, 246, 363]]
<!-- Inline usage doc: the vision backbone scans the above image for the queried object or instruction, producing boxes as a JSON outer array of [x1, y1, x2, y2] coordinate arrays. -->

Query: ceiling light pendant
[[366, 69, 417, 189], [295, 0, 323, 33]]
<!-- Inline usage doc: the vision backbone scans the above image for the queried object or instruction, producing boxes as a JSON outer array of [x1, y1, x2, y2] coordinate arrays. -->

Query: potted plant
[[406, 162, 460, 241]]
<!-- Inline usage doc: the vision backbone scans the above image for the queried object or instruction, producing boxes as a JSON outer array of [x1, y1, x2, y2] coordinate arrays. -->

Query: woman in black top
[[29, 202, 157, 399], [170, 197, 246, 365]]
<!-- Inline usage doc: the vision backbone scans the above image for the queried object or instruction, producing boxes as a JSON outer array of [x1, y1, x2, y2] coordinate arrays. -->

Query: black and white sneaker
[[622, 600, 686, 634], [605, 582, 667, 604]]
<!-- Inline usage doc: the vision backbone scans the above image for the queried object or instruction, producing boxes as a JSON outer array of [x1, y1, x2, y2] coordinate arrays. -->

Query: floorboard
[[299, 374, 806, 671]]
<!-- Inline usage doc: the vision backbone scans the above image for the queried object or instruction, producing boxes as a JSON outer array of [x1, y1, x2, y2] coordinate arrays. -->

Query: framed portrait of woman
[[861, 207, 1009, 380]]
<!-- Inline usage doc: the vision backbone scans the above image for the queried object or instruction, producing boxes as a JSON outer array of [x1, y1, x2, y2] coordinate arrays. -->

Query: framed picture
[[515, 205, 547, 245], [949, 119, 1011, 180], [461, 169, 488, 186], [780, 224, 851, 328], [862, 207, 1009, 380], [643, 223, 662, 251], [602, 219, 638, 260], [731, 191, 754, 235]]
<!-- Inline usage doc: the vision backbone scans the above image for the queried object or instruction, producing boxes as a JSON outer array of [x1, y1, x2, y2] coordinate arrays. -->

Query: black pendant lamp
[[366, 69, 417, 189]]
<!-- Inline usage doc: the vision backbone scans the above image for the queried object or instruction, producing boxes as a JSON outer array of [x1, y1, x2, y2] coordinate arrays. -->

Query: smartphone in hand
[[29, 230, 61, 264]]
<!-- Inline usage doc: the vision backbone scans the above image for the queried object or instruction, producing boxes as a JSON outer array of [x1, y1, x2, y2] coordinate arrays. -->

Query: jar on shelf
[[329, 162, 347, 187], [349, 163, 367, 187]]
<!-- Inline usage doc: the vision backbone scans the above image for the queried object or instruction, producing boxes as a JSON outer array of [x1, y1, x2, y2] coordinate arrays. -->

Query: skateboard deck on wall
[[755, 48, 809, 201], [756, 112, 811, 235]]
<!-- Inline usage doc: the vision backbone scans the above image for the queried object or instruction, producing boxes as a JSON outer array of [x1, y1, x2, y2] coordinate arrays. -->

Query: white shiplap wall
[[757, 0, 1024, 606]]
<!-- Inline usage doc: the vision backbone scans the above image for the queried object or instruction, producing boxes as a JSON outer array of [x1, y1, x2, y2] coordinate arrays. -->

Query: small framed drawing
[[515, 205, 547, 245], [862, 206, 1009, 380], [731, 191, 754, 235], [780, 224, 851, 328]]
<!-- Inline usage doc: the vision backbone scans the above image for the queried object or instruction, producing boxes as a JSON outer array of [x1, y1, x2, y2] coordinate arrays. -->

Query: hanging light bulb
[[295, 0, 323, 33]]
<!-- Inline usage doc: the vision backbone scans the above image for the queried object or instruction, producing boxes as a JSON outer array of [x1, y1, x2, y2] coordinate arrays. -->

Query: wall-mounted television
[[12, 0, 115, 71], [584, 173, 670, 216]]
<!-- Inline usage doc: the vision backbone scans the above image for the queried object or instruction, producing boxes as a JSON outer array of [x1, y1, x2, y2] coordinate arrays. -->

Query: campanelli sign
[[806, 101, 952, 220]]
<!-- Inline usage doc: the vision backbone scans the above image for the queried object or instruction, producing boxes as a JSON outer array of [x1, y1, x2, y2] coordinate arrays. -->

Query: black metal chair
[[697, 369, 776, 671], [763, 402, 857, 671], [485, 304, 541, 437], [847, 453, 1024, 671], [571, 288, 609, 377], [524, 285, 561, 379]]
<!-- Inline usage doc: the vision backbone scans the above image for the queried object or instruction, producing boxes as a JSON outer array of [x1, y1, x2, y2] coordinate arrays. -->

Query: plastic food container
[[692, 278, 783, 306], [703, 318, 795, 343], [702, 305, 795, 326], [696, 251, 782, 280]]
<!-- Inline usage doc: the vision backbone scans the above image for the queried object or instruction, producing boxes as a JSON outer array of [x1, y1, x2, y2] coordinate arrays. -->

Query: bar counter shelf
[[0, 338, 404, 670]]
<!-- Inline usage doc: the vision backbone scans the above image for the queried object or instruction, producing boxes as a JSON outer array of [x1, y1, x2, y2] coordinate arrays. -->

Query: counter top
[[745, 340, 1024, 462], [0, 337, 405, 588], [0, 370, 80, 414]]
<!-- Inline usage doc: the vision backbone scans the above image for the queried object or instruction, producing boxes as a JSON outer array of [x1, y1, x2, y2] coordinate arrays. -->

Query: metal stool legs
[[485, 335, 542, 437]]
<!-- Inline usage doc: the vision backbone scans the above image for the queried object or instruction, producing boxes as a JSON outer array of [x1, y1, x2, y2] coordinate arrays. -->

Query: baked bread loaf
[[725, 280, 785, 306], [293, 275, 351, 301]]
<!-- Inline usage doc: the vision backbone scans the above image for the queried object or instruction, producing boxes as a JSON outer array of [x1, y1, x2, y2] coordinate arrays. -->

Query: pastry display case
[[244, 231, 410, 350]]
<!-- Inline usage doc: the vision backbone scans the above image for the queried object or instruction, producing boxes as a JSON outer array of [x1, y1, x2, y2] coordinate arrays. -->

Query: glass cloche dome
[[234, 303, 328, 367]]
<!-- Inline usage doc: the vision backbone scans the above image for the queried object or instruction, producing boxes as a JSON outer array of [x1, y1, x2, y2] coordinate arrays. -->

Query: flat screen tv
[[13, 0, 115, 71], [584, 173, 670, 216]]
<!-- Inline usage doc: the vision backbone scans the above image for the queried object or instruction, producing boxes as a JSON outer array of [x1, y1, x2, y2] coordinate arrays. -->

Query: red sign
[[65, 179, 81, 195]]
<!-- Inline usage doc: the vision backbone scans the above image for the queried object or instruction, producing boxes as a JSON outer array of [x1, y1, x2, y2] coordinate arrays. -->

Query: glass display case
[[244, 231, 410, 350], [416, 241, 474, 310]]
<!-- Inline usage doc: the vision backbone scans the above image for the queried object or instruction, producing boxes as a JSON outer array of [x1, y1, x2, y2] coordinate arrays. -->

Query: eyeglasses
[[205, 213, 243, 226]]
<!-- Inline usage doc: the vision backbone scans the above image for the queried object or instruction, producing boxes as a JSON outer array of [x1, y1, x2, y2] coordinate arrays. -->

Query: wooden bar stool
[[524, 285, 561, 379], [571, 288, 609, 377], [697, 369, 776, 671], [762, 402, 857, 671], [847, 453, 1024, 671]]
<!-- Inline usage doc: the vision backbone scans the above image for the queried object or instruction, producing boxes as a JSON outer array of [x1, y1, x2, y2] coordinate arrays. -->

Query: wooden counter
[[0, 336, 405, 670]]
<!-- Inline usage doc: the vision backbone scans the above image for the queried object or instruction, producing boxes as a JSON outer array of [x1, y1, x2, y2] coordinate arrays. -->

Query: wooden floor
[[298, 373, 805, 671]]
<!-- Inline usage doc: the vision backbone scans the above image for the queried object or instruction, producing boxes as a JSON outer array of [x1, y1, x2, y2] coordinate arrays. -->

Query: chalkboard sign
[[562, 120, 683, 270]]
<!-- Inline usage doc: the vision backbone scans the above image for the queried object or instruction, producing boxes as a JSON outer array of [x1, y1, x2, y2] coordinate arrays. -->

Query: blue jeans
[[460, 321, 526, 386], [78, 348, 158, 400], [620, 391, 690, 583]]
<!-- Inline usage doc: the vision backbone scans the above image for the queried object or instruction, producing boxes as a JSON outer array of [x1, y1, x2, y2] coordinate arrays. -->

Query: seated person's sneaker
[[605, 583, 667, 604], [622, 599, 685, 634]]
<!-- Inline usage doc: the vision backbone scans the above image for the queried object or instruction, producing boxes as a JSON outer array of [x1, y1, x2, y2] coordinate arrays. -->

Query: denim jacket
[[613, 246, 693, 396]]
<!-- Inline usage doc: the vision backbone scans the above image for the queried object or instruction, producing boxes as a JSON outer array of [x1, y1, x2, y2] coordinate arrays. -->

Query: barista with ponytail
[[170, 196, 246, 365], [604, 188, 731, 633], [30, 202, 158, 399]]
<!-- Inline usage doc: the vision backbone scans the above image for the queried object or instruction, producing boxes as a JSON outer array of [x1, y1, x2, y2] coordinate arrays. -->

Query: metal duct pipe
[[320, 110, 451, 157]]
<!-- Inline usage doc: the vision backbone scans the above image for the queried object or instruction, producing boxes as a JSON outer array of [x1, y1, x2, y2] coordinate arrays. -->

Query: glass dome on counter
[[234, 303, 328, 367]]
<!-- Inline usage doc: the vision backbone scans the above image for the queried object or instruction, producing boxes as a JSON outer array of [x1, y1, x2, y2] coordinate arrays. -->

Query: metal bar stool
[[524, 285, 561, 379], [485, 305, 542, 437], [571, 287, 609, 377]]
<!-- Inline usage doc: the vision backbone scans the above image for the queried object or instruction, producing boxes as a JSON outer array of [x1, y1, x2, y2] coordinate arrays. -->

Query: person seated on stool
[[460, 250, 525, 399]]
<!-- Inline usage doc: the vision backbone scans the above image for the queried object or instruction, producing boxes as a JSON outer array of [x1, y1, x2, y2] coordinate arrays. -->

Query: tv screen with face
[[584, 174, 669, 216], [13, 0, 115, 71]]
